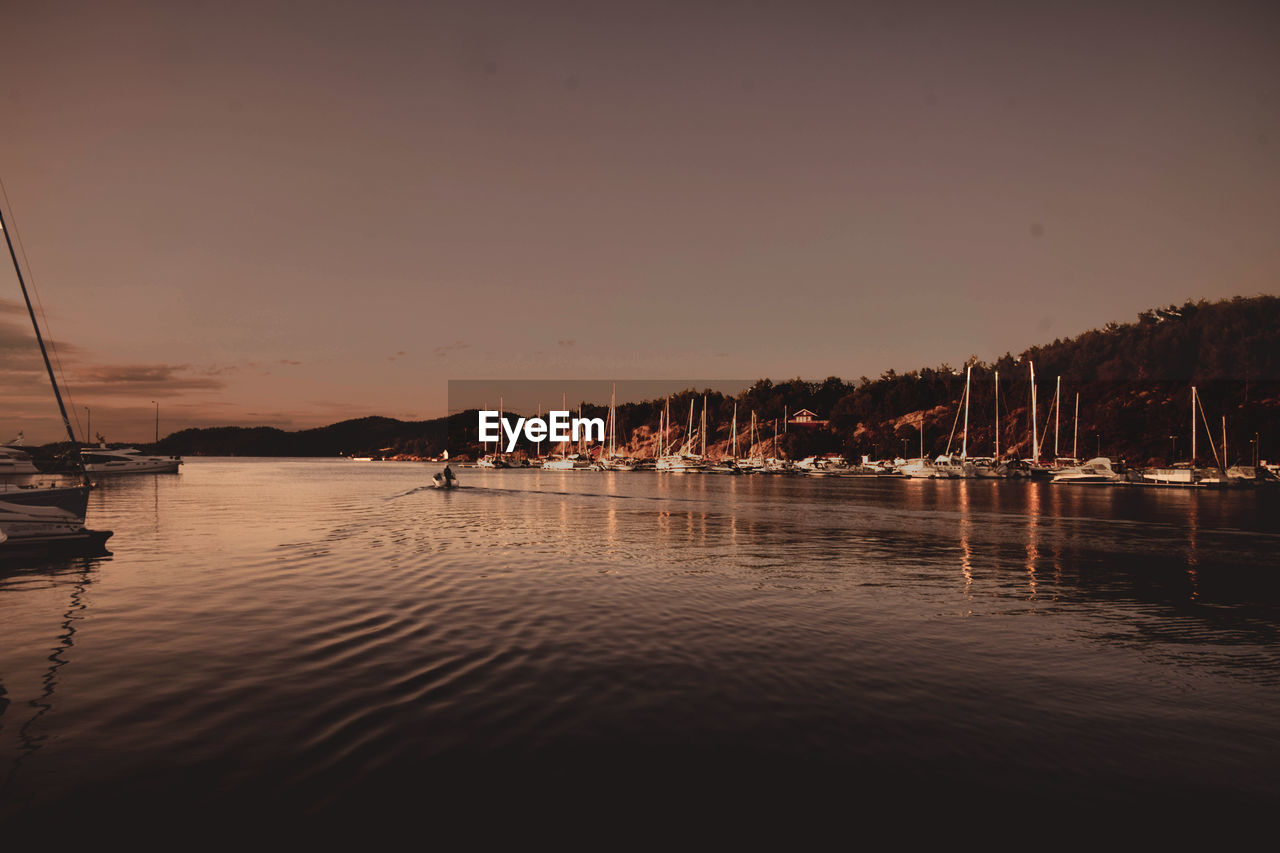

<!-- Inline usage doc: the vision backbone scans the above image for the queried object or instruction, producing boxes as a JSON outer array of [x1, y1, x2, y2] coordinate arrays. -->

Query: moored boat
[[81, 446, 182, 475], [1051, 457, 1122, 484]]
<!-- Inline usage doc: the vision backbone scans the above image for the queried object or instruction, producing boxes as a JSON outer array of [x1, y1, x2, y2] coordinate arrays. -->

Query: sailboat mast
[[1054, 376, 1061, 459], [609, 383, 616, 458], [962, 364, 971, 460], [731, 402, 738, 460], [1191, 386, 1197, 465], [1073, 393, 1079, 460], [1222, 415, 1227, 469], [994, 370, 1000, 458], [700, 396, 707, 458], [686, 399, 694, 454], [1030, 361, 1039, 462], [537, 403, 542, 457], [0, 206, 84, 479]]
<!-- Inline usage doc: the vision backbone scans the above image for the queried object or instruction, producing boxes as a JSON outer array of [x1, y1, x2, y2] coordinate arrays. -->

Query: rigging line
[[0, 178, 85, 440], [1194, 392, 1223, 470]]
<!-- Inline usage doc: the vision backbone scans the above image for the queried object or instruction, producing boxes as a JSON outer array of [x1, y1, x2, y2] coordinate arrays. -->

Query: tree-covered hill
[[119, 296, 1279, 467]]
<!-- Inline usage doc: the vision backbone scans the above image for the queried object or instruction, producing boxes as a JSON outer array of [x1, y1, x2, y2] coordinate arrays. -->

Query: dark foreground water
[[3, 459, 1280, 828]]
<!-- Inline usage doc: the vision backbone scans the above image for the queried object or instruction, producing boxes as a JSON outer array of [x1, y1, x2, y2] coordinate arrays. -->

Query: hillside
[[130, 296, 1279, 466]]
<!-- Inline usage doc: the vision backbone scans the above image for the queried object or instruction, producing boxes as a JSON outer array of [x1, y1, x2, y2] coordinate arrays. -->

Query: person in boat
[[442, 464, 455, 483]]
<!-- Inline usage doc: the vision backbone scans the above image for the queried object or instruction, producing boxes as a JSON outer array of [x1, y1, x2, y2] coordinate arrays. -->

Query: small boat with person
[[432, 464, 458, 489]]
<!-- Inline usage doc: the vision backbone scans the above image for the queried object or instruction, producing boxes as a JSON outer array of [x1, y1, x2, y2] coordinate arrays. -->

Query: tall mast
[[1073, 393, 1079, 460], [686, 399, 694, 455], [1030, 361, 1039, 463], [731, 402, 738, 460], [961, 364, 971, 460], [609, 383, 616, 458], [536, 402, 542, 457], [1054, 376, 1061, 459], [0, 206, 86, 485], [1191, 386, 1197, 466], [1222, 415, 1227, 469], [994, 370, 1000, 458], [700, 396, 707, 457]]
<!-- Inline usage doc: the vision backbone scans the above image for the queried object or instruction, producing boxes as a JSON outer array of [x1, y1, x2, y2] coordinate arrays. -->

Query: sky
[[1, 0, 1277, 443]]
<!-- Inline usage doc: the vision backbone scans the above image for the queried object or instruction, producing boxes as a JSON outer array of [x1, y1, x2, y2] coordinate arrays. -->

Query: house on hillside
[[787, 409, 829, 428]]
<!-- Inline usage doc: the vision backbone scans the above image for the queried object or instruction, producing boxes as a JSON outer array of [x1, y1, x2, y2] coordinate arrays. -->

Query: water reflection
[[0, 557, 99, 791], [4, 462, 1280, 823]]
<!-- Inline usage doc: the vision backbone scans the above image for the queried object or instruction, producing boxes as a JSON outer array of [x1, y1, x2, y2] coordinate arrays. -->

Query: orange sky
[[2, 0, 1278, 442]]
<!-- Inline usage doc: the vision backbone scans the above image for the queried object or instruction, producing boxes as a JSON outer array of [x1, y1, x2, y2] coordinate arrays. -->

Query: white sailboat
[[0, 201, 112, 554]]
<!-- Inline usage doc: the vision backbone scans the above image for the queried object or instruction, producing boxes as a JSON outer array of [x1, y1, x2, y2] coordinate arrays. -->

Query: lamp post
[[1169, 435, 1177, 462], [85, 406, 91, 446], [152, 400, 159, 444]]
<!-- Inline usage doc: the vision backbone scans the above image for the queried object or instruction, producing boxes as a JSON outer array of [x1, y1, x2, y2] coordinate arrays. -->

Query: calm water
[[3, 459, 1280, 825]]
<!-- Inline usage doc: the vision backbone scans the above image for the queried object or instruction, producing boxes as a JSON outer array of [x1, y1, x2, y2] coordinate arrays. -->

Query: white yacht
[[932, 454, 971, 478], [542, 454, 589, 470], [1052, 457, 1122, 484], [81, 447, 182, 475], [898, 457, 939, 479], [0, 445, 40, 476]]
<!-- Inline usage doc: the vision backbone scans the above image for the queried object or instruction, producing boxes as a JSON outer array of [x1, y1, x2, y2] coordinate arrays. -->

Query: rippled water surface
[[3, 459, 1280, 825]]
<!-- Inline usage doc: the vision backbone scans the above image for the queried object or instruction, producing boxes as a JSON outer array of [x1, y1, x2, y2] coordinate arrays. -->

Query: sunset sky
[[2, 0, 1277, 442]]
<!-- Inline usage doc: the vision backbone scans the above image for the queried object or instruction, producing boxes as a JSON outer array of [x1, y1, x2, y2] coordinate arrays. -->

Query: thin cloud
[[70, 363, 226, 396], [557, 339, 576, 348], [433, 341, 468, 357]]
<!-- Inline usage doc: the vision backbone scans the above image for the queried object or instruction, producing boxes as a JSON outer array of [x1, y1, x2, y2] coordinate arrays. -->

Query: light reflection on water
[[2, 459, 1280, 823]]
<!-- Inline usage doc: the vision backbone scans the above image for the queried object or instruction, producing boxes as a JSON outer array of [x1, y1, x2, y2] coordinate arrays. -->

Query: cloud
[[433, 340, 468, 358], [69, 363, 226, 396], [557, 339, 576, 348], [0, 315, 81, 375], [388, 350, 406, 361], [278, 359, 302, 366], [0, 297, 27, 315]]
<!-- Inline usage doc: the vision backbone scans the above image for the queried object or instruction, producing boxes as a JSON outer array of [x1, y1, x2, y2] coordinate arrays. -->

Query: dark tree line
[[131, 296, 1279, 465]]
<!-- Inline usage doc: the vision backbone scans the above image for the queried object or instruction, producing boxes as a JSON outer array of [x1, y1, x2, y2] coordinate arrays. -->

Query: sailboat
[[1140, 386, 1212, 487], [935, 365, 975, 478], [0, 201, 112, 555], [656, 397, 707, 472], [595, 383, 635, 471]]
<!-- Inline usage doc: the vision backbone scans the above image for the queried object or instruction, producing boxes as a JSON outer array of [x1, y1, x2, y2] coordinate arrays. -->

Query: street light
[[1169, 435, 1177, 462], [152, 400, 159, 444]]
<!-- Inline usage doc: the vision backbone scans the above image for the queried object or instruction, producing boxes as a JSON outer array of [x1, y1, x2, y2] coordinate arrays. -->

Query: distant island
[[47, 296, 1279, 467]]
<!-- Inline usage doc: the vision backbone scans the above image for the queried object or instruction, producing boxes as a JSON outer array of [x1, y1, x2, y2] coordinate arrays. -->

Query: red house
[[787, 408, 829, 428]]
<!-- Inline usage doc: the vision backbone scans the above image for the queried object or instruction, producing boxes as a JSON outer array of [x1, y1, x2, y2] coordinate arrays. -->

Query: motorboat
[[1051, 457, 1122, 484], [1137, 465, 1202, 487], [0, 441, 40, 476], [0, 501, 112, 552], [932, 454, 971, 478], [81, 447, 182, 475], [432, 466, 458, 489], [898, 457, 939, 479]]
